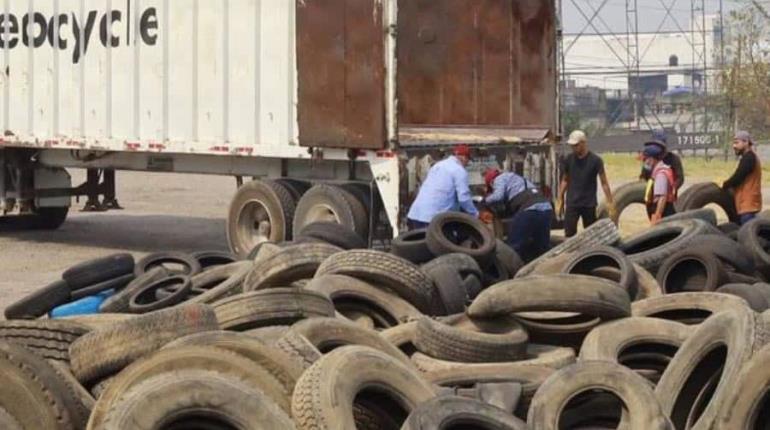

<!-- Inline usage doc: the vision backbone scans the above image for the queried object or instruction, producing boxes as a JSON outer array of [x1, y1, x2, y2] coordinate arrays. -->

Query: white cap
[[567, 130, 587, 145]]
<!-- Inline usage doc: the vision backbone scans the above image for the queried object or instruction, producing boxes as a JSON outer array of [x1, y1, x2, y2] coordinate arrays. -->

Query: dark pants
[[740, 212, 758, 225], [646, 202, 676, 219], [564, 206, 597, 237], [508, 209, 552, 262], [407, 219, 429, 230]]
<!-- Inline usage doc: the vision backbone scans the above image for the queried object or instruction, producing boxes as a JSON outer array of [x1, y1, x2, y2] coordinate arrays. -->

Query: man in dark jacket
[[639, 130, 685, 191]]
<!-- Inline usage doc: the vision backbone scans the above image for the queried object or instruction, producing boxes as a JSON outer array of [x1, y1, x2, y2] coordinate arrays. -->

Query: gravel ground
[[0, 170, 236, 313]]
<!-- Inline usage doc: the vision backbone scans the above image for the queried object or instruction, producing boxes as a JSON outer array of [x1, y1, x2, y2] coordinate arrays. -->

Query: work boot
[[82, 200, 106, 212], [18, 200, 33, 215], [102, 198, 124, 210]]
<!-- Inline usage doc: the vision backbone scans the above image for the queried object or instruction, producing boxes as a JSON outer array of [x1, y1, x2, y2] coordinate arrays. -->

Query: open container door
[[396, 0, 556, 147], [295, 0, 387, 150]]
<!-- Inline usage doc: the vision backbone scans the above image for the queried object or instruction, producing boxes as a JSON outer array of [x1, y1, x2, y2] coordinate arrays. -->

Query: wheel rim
[[236, 199, 274, 251], [305, 204, 341, 224]]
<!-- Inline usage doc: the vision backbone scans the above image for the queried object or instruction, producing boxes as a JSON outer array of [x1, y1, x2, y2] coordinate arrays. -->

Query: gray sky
[[562, 0, 745, 34]]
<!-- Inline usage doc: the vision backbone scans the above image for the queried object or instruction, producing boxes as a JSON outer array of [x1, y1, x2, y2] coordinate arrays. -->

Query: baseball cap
[[483, 168, 501, 187], [643, 144, 664, 158], [734, 130, 752, 144], [453, 144, 471, 158], [567, 130, 586, 145]]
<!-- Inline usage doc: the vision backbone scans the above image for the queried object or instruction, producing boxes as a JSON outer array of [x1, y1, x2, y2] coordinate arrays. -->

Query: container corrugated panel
[[0, 0, 300, 157]]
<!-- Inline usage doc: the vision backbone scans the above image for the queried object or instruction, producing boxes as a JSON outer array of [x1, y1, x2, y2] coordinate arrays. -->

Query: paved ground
[[0, 171, 236, 313]]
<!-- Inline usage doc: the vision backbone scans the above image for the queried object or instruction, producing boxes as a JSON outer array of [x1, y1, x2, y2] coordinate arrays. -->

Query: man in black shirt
[[558, 130, 615, 237], [639, 130, 685, 191]]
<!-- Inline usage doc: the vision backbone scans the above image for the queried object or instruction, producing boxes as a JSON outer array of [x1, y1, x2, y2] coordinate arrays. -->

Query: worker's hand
[[607, 202, 618, 221], [650, 213, 662, 225], [472, 195, 484, 204]]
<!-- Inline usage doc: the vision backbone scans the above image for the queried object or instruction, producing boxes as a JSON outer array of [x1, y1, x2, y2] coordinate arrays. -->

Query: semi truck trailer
[[0, 0, 559, 257]]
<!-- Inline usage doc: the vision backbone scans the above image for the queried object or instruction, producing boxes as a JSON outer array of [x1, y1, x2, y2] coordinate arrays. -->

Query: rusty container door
[[296, 0, 386, 149], [397, 0, 556, 133]]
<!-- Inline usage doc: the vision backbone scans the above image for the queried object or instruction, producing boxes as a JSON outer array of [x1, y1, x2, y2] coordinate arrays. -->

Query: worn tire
[[134, 252, 201, 277], [291, 345, 437, 430], [663, 208, 717, 225], [297, 222, 366, 250], [414, 317, 527, 363], [184, 261, 251, 304], [422, 263, 468, 315], [94, 369, 294, 430], [634, 263, 664, 300], [0, 319, 89, 364], [426, 212, 496, 264], [4, 279, 70, 319], [316, 250, 440, 315], [403, 396, 528, 430], [517, 218, 620, 278], [70, 273, 135, 301], [715, 343, 770, 428], [738, 218, 770, 279], [597, 181, 646, 223], [293, 184, 366, 239], [688, 234, 755, 275], [244, 243, 341, 291], [69, 304, 218, 384], [564, 245, 638, 299], [127, 275, 192, 313], [716, 283, 770, 312], [422, 253, 483, 280], [391, 229, 434, 264], [495, 239, 524, 278], [656, 248, 729, 294], [655, 307, 770, 429], [190, 250, 238, 270], [619, 219, 717, 274], [62, 253, 135, 291], [632, 292, 749, 325], [0, 341, 90, 430], [528, 361, 673, 429], [580, 317, 689, 383], [468, 274, 631, 320], [212, 288, 335, 331], [306, 275, 422, 327], [675, 182, 739, 223], [411, 343, 576, 373], [227, 179, 297, 258], [98, 267, 170, 313]]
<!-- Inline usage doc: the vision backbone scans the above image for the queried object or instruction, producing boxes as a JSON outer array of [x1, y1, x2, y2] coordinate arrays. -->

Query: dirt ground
[[0, 167, 769, 314]]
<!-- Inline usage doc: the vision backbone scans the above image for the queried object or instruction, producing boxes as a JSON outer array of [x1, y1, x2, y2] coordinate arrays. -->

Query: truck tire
[[528, 361, 673, 430], [688, 234, 755, 275], [403, 396, 528, 430], [597, 181, 646, 223], [422, 263, 468, 315], [655, 307, 769, 430], [29, 206, 69, 230], [0, 319, 89, 364], [62, 253, 135, 291], [227, 179, 297, 258], [243, 243, 341, 290], [656, 248, 729, 294], [715, 343, 770, 428], [190, 250, 238, 270], [716, 283, 770, 311], [738, 218, 770, 279], [426, 212, 496, 264], [291, 345, 437, 430], [563, 245, 638, 299], [134, 252, 201, 277], [298, 222, 366, 249], [391, 229, 434, 264], [99, 267, 170, 313], [212, 289, 335, 331], [274, 178, 311, 201], [411, 343, 576, 373], [634, 263, 663, 300], [185, 261, 251, 304], [306, 275, 422, 327], [517, 218, 620, 278], [422, 253, 483, 280], [94, 370, 293, 430], [660, 208, 718, 226], [316, 250, 440, 315], [468, 274, 631, 320], [675, 182, 739, 223], [69, 304, 218, 384], [4, 279, 70, 320], [293, 184, 366, 240], [618, 219, 715, 274], [413, 317, 527, 363], [632, 292, 749, 325], [495, 240, 524, 278]]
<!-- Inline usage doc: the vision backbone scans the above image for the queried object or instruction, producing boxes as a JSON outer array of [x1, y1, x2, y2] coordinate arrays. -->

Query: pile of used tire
[[3, 211, 770, 429]]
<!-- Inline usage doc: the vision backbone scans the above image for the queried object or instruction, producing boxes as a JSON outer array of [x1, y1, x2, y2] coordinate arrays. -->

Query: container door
[[397, 0, 556, 145], [296, 0, 386, 149]]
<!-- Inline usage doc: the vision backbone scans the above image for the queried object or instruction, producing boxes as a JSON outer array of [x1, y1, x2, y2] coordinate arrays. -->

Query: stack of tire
[[4, 208, 770, 427]]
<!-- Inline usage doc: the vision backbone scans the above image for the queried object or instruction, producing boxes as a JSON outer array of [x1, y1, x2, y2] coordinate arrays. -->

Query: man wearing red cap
[[483, 168, 553, 261], [407, 145, 478, 229]]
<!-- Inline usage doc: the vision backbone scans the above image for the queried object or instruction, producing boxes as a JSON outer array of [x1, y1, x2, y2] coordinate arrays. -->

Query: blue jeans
[[740, 212, 758, 225], [507, 209, 553, 262], [407, 219, 429, 230]]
